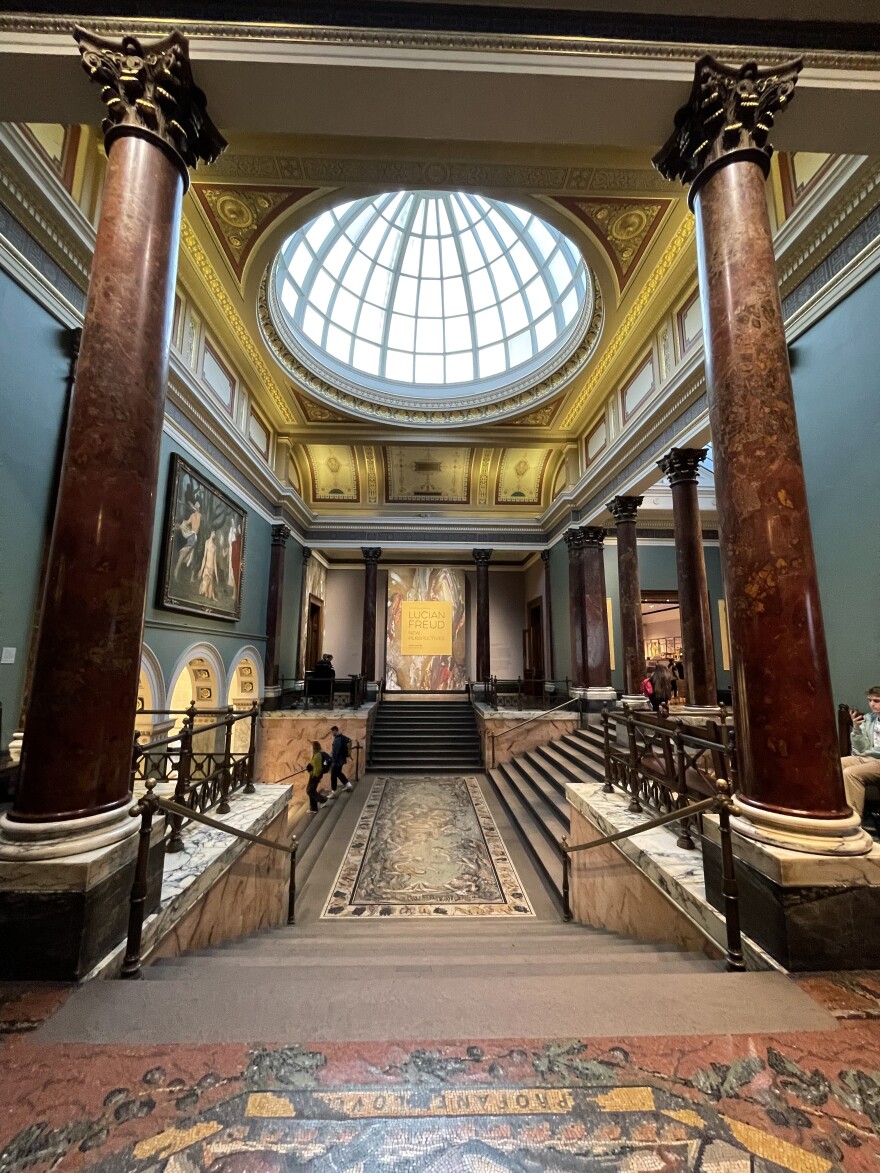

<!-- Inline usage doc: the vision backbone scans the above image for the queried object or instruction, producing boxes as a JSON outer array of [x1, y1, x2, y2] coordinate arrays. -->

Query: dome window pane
[[267, 190, 597, 411]]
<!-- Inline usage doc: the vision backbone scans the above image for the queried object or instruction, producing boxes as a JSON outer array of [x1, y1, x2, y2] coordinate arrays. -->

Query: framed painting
[[159, 454, 247, 621]]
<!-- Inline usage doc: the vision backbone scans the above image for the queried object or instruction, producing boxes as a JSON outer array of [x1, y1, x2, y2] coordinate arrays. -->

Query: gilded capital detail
[[579, 526, 606, 548], [361, 547, 382, 564], [74, 28, 226, 178], [472, 549, 493, 566], [659, 447, 707, 485], [271, 524, 291, 547], [653, 55, 802, 191], [563, 529, 585, 552], [607, 495, 643, 525]]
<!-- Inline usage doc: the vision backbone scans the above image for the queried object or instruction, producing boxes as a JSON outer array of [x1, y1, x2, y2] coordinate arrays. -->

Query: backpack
[[640, 677, 654, 698], [341, 736, 352, 761]]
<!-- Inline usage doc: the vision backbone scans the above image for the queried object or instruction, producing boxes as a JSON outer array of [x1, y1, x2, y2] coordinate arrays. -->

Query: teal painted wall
[[280, 539, 304, 682], [0, 273, 69, 752], [790, 267, 880, 705], [143, 435, 271, 691]]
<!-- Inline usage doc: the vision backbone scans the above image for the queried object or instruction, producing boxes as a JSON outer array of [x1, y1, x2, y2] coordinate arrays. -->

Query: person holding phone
[[841, 685, 880, 818]]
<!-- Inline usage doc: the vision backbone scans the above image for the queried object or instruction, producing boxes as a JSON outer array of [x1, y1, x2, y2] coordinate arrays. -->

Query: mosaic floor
[[1, 973, 880, 1171], [322, 776, 534, 918]]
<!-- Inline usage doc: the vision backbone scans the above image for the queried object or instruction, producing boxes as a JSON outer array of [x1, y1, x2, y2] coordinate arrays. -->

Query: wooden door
[[305, 596, 323, 671]]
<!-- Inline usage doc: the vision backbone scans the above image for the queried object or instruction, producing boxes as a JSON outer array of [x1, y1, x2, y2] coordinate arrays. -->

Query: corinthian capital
[[658, 447, 708, 485], [74, 28, 226, 176], [653, 55, 801, 189]]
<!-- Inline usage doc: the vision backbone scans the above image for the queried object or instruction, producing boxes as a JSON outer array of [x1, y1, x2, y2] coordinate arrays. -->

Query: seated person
[[841, 685, 880, 820]]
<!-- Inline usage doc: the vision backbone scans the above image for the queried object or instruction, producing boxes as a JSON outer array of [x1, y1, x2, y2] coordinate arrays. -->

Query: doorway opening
[[524, 596, 545, 697], [305, 595, 324, 672], [641, 590, 684, 702]]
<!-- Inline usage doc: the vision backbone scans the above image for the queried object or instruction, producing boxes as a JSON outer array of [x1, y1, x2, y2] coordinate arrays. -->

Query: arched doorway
[[166, 643, 226, 752], [135, 645, 171, 742], [227, 647, 264, 754]]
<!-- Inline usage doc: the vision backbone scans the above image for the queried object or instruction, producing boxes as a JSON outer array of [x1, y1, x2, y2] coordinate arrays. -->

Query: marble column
[[3, 31, 224, 849], [580, 527, 617, 705], [295, 547, 312, 678], [657, 449, 718, 711], [361, 547, 382, 680], [563, 529, 585, 687], [607, 496, 647, 706], [473, 549, 492, 682], [541, 549, 555, 680], [263, 524, 291, 710], [655, 55, 869, 856]]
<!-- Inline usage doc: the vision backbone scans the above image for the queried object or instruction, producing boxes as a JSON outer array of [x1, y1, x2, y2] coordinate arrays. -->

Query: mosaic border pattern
[[322, 776, 535, 919]]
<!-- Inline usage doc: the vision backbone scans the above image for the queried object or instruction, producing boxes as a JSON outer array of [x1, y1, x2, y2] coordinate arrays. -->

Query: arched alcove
[[135, 644, 171, 741], [227, 646, 265, 754], [165, 642, 227, 750]]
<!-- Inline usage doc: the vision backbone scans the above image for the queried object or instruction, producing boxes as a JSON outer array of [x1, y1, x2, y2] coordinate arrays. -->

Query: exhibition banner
[[386, 567, 466, 690]]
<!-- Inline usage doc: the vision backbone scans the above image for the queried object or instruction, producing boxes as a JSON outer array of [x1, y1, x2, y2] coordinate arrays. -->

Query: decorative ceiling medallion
[[191, 184, 315, 279], [259, 269, 603, 428], [292, 389, 352, 424], [555, 197, 673, 289], [496, 448, 552, 504], [508, 400, 562, 427]]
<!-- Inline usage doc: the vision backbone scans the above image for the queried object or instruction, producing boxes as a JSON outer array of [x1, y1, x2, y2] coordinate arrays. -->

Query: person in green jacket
[[305, 740, 328, 813], [841, 685, 880, 818]]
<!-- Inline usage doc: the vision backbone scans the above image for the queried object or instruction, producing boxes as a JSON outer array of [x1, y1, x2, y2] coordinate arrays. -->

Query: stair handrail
[[487, 696, 584, 768], [121, 780, 298, 982], [558, 781, 745, 973]]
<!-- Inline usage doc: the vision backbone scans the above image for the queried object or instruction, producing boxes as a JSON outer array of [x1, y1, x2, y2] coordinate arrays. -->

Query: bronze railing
[[601, 704, 734, 849], [121, 780, 297, 980], [278, 673, 369, 710], [560, 783, 745, 973], [133, 702, 259, 851]]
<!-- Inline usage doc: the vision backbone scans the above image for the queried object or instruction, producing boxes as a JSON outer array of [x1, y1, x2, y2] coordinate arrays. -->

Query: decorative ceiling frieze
[[191, 183, 316, 279], [199, 151, 677, 196], [496, 447, 553, 505], [292, 388, 353, 424], [384, 446, 474, 504], [507, 400, 562, 427], [555, 196, 674, 289]]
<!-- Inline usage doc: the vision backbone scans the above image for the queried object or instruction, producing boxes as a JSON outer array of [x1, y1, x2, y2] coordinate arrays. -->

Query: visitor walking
[[328, 724, 354, 797], [305, 740, 328, 813]]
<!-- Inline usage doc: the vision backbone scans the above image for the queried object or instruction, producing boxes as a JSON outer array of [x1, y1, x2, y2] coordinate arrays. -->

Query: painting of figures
[[159, 454, 247, 621], [386, 567, 466, 691]]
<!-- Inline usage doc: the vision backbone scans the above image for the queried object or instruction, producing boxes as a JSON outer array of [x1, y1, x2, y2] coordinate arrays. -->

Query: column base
[[620, 694, 650, 710], [702, 816, 880, 970], [0, 813, 164, 980], [731, 794, 873, 857], [261, 685, 282, 712], [0, 802, 139, 861], [682, 704, 729, 717]]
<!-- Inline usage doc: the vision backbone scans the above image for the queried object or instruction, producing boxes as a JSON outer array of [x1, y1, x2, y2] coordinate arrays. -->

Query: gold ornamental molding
[[553, 196, 675, 292], [561, 217, 695, 430], [179, 217, 295, 423], [191, 182, 316, 280], [2, 15, 879, 72]]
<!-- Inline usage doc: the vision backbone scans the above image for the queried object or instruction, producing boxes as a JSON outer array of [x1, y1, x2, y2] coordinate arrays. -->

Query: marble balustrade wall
[[256, 709, 373, 810], [475, 707, 580, 766]]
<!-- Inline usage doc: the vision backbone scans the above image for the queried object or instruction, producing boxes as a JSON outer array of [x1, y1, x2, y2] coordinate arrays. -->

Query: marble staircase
[[487, 723, 608, 912], [369, 698, 483, 772]]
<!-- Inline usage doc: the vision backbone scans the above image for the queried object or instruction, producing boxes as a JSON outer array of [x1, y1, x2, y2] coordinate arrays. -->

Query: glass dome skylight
[[266, 191, 595, 411]]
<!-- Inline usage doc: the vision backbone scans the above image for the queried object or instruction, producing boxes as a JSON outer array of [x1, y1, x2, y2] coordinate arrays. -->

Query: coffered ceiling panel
[[496, 447, 553, 504], [385, 446, 474, 504]]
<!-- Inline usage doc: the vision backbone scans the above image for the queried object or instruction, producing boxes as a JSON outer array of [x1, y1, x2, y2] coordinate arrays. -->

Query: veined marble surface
[[475, 704, 579, 765], [86, 784, 292, 980], [566, 781, 781, 972], [256, 709, 374, 808]]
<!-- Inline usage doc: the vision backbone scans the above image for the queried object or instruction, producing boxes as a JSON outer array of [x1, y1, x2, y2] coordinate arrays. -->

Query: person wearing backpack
[[305, 740, 329, 813], [328, 724, 353, 797]]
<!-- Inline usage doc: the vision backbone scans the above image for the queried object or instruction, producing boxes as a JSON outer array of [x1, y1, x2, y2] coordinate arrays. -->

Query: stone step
[[530, 744, 600, 790], [486, 767, 564, 909], [35, 973, 831, 1045], [506, 757, 569, 823], [145, 955, 721, 976], [163, 936, 687, 960], [498, 760, 568, 839]]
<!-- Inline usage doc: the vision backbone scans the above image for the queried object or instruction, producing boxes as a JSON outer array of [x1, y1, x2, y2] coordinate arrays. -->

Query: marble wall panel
[[568, 806, 722, 959], [150, 808, 289, 960], [256, 711, 372, 811], [475, 709, 579, 766]]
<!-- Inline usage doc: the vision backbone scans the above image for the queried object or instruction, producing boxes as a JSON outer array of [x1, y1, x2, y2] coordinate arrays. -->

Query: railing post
[[625, 709, 642, 814], [355, 739, 361, 781], [167, 715, 193, 853], [673, 720, 696, 849], [287, 838, 298, 924], [716, 780, 746, 972], [120, 779, 158, 980], [601, 706, 614, 792], [561, 836, 572, 922], [245, 701, 258, 793], [218, 706, 234, 814]]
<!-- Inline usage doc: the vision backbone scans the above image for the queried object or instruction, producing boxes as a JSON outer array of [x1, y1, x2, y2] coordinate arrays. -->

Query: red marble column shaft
[[361, 548, 381, 680], [564, 531, 585, 687], [541, 549, 555, 679], [694, 159, 848, 817], [14, 135, 183, 821], [608, 498, 645, 696], [580, 527, 612, 688], [660, 451, 717, 707], [473, 549, 492, 682], [264, 525, 290, 694]]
